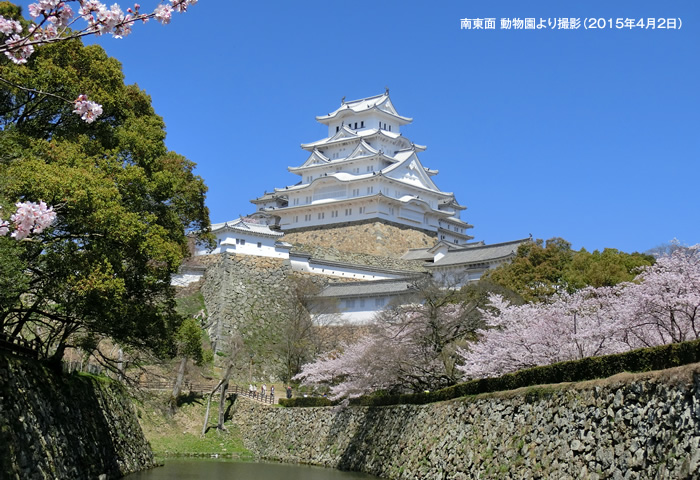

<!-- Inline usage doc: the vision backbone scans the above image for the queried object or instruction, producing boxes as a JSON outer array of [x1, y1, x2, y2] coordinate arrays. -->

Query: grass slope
[[135, 391, 252, 459]]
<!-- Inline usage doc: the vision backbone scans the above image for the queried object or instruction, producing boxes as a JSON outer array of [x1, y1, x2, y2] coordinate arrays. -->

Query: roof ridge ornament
[[385, 86, 389, 95], [341, 96, 346, 104]]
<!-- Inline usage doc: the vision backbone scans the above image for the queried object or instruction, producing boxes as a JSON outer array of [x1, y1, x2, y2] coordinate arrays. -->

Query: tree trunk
[[217, 362, 234, 431], [168, 356, 188, 415], [201, 375, 227, 437]]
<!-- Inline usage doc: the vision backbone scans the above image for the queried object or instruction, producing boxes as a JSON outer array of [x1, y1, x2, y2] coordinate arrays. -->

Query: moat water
[[123, 458, 382, 479]]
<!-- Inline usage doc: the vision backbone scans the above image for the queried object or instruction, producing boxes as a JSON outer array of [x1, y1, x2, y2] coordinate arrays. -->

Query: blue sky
[[16, 1, 700, 253]]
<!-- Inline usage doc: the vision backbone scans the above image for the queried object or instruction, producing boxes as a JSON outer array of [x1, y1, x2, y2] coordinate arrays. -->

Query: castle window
[[352, 188, 359, 196], [354, 122, 358, 129], [336, 126, 339, 132], [345, 299, 355, 309], [318, 212, 325, 220], [359, 207, 365, 214], [345, 208, 352, 216], [257, 242, 262, 248], [388, 125, 392, 131], [294, 216, 298, 222], [361, 121, 364, 128], [366, 186, 374, 194]]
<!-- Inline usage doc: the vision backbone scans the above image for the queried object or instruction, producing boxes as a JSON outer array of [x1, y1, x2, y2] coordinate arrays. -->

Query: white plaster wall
[[289, 256, 402, 281], [170, 272, 204, 287], [196, 231, 287, 258]]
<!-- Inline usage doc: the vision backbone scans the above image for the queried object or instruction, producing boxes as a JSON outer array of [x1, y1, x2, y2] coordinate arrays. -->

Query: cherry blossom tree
[[457, 288, 628, 379], [618, 245, 700, 347], [295, 283, 481, 399], [1, 0, 198, 122], [458, 245, 700, 380]]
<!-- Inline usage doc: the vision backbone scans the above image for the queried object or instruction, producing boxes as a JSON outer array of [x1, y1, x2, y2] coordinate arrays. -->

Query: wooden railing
[[0, 333, 39, 359], [138, 379, 277, 404]]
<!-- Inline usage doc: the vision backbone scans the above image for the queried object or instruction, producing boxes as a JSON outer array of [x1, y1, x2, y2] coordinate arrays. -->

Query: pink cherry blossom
[[73, 94, 104, 123], [0, 201, 57, 240], [3, 34, 35, 64], [153, 4, 172, 24]]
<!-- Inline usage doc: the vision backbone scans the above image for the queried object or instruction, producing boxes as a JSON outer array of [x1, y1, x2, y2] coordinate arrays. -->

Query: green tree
[[565, 247, 655, 291], [485, 238, 654, 303], [169, 316, 209, 414], [0, 34, 212, 363]]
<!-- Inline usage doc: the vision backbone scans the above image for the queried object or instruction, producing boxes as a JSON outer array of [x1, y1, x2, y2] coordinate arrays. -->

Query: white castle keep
[[251, 90, 473, 245]]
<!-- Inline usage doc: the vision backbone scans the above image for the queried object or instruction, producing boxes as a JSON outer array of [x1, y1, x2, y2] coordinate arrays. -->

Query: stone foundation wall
[[200, 253, 335, 379], [283, 220, 437, 258], [231, 366, 700, 480], [0, 353, 155, 480]]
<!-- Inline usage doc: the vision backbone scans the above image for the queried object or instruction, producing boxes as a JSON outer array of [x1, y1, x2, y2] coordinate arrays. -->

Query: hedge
[[347, 339, 700, 407], [278, 396, 335, 408]]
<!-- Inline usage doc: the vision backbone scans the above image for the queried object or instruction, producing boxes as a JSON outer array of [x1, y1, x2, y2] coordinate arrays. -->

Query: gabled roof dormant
[[317, 92, 412, 125], [381, 152, 441, 193], [345, 140, 380, 160], [288, 149, 330, 173]]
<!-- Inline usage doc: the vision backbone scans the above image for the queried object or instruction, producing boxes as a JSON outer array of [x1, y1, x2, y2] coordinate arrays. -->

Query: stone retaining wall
[[0, 353, 155, 480], [231, 366, 700, 479], [283, 220, 437, 258]]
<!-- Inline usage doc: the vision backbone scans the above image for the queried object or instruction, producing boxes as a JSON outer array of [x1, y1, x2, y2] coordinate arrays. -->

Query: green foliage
[[0, 35, 212, 360], [341, 339, 700, 407], [485, 237, 654, 302], [174, 318, 206, 366]]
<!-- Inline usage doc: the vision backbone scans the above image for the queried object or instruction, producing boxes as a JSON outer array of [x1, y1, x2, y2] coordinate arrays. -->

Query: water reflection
[[123, 458, 382, 480]]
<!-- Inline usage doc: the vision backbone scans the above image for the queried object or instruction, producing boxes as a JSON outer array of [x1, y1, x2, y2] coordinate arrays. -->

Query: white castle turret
[[251, 91, 474, 245]]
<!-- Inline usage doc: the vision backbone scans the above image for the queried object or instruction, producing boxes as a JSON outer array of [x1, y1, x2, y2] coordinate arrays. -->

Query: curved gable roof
[[316, 93, 412, 125], [289, 150, 330, 173], [381, 152, 441, 193]]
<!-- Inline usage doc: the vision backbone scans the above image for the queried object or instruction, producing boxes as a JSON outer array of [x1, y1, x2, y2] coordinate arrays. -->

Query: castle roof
[[316, 92, 412, 125], [412, 238, 531, 268], [300, 127, 425, 152], [210, 218, 284, 238], [316, 276, 424, 299]]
